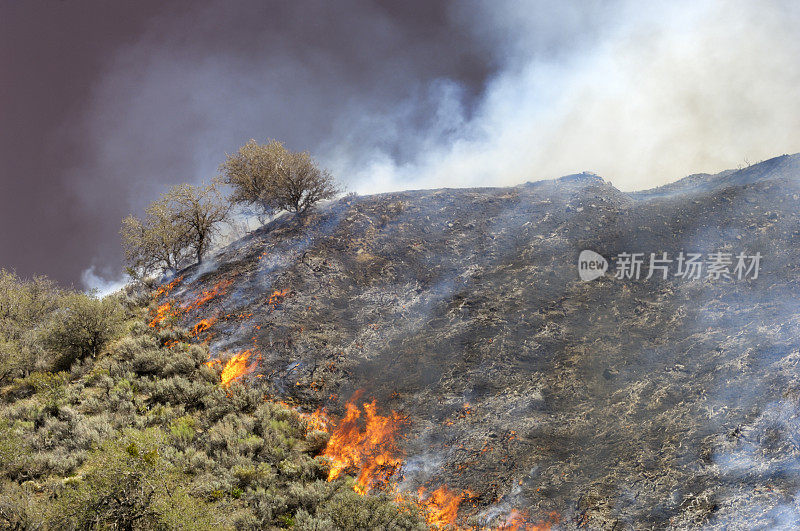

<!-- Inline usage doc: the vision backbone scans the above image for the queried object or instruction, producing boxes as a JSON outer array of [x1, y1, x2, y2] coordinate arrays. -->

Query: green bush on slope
[[0, 275, 424, 530]]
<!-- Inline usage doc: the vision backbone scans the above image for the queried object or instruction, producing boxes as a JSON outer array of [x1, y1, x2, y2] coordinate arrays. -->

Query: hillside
[[147, 154, 800, 529]]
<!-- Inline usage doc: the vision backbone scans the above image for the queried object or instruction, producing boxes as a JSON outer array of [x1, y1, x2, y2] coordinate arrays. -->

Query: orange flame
[[267, 288, 290, 308], [417, 486, 464, 528], [323, 391, 404, 494], [191, 317, 217, 337], [305, 407, 332, 432], [153, 275, 183, 299], [149, 277, 233, 328], [183, 279, 232, 311], [149, 302, 178, 327], [497, 510, 561, 531], [220, 350, 257, 387]]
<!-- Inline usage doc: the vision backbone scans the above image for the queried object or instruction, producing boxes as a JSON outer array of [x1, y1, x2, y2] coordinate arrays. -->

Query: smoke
[[81, 266, 129, 296], [332, 0, 800, 193], [36, 0, 800, 282], [74, 0, 800, 202]]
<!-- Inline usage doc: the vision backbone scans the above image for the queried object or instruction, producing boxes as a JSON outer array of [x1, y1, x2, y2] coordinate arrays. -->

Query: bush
[[0, 420, 30, 481], [0, 269, 64, 384], [0, 280, 427, 530], [221, 139, 339, 220], [0, 269, 62, 342], [41, 294, 124, 371], [49, 428, 223, 530]]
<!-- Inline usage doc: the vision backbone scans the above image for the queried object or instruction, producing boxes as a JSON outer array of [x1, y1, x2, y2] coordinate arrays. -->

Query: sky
[[1, 0, 799, 288]]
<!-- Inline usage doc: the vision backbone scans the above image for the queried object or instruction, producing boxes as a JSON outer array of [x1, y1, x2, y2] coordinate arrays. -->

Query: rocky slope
[[159, 153, 800, 529]]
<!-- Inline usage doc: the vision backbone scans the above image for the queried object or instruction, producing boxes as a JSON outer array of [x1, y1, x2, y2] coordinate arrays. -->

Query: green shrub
[[10, 371, 69, 415], [0, 420, 30, 481], [49, 428, 222, 530], [169, 415, 197, 449], [316, 481, 426, 531], [0, 277, 427, 530], [0, 270, 62, 343], [42, 294, 124, 371]]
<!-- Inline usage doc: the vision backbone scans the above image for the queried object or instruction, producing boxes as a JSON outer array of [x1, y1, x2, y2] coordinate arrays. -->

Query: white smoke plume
[[330, 0, 800, 192], [61, 0, 800, 277], [81, 266, 129, 296], [76, 0, 800, 198]]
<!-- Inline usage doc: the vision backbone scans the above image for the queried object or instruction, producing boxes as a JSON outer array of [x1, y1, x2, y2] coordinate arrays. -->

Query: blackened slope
[[168, 160, 800, 529]]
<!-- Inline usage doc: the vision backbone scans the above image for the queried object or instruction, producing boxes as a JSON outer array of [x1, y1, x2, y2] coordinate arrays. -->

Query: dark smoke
[[1, 0, 799, 290]]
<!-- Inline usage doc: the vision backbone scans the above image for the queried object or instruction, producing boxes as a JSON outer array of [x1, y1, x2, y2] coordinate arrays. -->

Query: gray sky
[[2, 0, 799, 287]]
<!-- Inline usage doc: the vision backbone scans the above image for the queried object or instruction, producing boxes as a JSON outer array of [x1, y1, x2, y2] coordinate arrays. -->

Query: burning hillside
[[321, 390, 404, 493], [152, 154, 800, 528]]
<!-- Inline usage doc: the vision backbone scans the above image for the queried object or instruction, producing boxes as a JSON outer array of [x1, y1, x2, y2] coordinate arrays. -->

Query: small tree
[[0, 269, 62, 342], [121, 182, 228, 278], [164, 182, 229, 264], [121, 201, 191, 278], [220, 139, 338, 220]]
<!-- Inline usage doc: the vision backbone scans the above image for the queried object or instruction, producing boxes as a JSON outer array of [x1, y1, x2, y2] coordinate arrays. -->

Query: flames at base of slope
[[148, 271, 558, 529], [304, 407, 332, 432], [191, 317, 217, 337], [309, 391, 561, 529], [322, 390, 404, 494], [497, 510, 561, 530], [416, 486, 465, 528], [204, 350, 258, 387], [313, 393, 467, 527]]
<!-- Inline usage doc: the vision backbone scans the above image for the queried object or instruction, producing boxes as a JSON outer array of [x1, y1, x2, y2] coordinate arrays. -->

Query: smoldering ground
[[146, 155, 800, 527]]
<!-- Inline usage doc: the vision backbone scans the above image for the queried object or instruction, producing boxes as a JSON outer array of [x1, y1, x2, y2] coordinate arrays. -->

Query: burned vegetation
[[152, 153, 800, 529], [4, 153, 800, 529], [0, 272, 430, 529]]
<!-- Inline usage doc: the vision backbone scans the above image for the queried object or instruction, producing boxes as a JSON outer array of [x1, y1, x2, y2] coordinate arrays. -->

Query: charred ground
[[164, 153, 800, 528]]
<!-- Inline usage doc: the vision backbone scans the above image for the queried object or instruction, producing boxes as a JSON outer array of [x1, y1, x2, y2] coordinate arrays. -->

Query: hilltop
[[150, 153, 800, 528]]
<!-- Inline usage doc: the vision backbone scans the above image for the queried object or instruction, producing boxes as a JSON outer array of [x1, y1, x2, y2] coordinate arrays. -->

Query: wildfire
[[153, 275, 183, 299], [220, 350, 258, 387], [323, 391, 404, 494], [417, 486, 464, 529], [267, 288, 290, 308], [300, 393, 556, 529], [305, 407, 332, 432], [184, 279, 233, 311], [191, 317, 217, 337], [149, 277, 233, 328], [145, 268, 550, 531], [497, 510, 561, 531], [149, 302, 177, 327]]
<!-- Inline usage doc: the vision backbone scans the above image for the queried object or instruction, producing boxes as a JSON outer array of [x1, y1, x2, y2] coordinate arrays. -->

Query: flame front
[[149, 277, 232, 328], [153, 275, 183, 299], [305, 407, 331, 432], [191, 317, 217, 337], [149, 274, 553, 529], [417, 486, 463, 528], [323, 391, 404, 494], [220, 350, 257, 387], [184, 279, 233, 310], [149, 302, 177, 327]]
